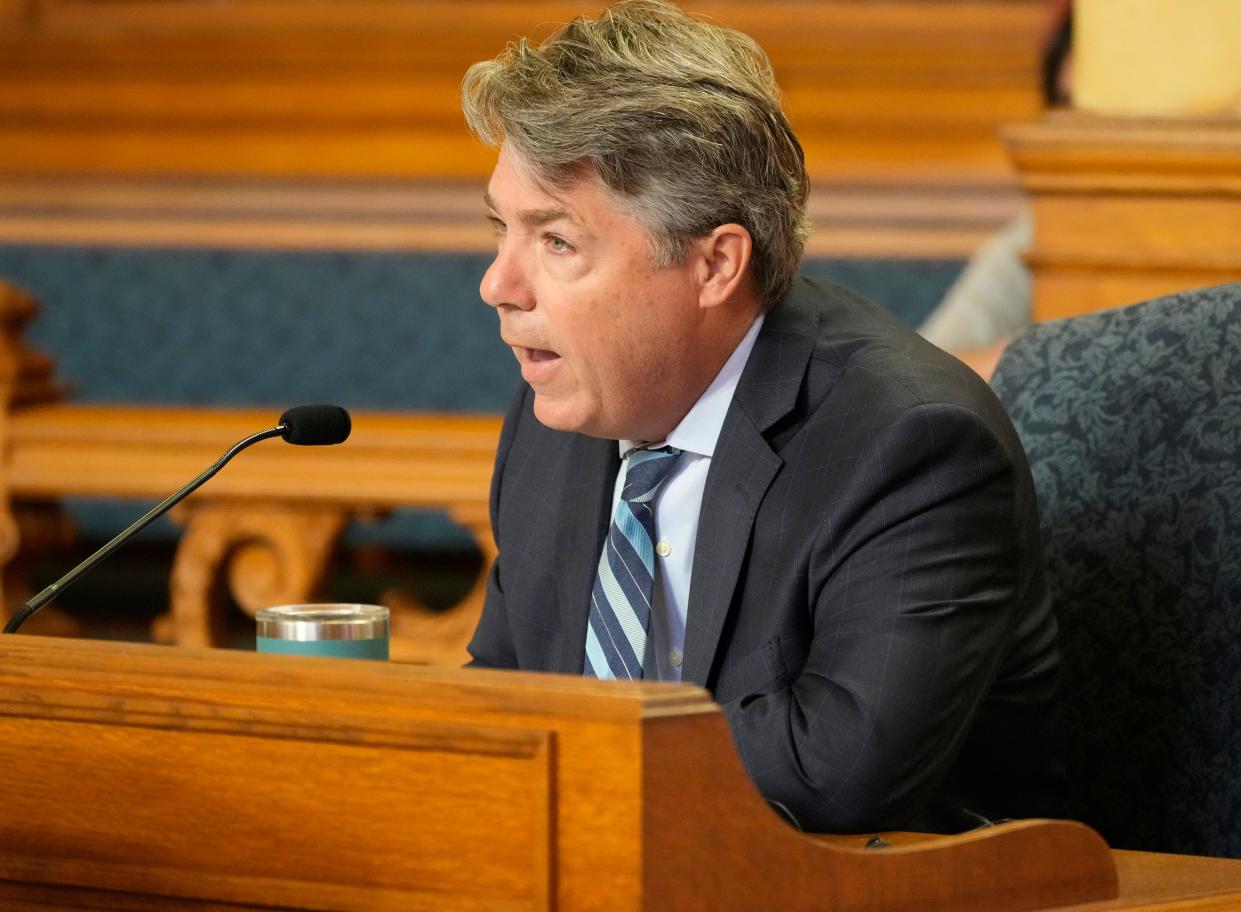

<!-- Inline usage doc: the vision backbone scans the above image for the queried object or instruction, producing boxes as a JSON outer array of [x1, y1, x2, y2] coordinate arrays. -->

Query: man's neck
[[635, 301, 765, 442], [620, 312, 765, 456]]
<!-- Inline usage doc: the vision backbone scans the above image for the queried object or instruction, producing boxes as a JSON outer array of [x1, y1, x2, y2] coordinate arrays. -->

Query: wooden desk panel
[[0, 635, 1231, 910], [0, 636, 1120, 912], [818, 834, 1241, 911]]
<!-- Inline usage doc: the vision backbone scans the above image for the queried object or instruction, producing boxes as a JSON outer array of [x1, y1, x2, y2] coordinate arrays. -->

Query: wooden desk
[[819, 833, 1241, 911], [0, 635, 1121, 912], [1, 636, 1237, 910]]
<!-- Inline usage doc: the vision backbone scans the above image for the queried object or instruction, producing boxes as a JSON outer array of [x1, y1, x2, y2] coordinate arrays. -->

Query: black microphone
[[280, 404, 351, 445], [2, 404, 352, 635]]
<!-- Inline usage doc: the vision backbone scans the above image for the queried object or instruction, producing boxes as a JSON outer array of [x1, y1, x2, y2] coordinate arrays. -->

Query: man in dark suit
[[462, 0, 1064, 833]]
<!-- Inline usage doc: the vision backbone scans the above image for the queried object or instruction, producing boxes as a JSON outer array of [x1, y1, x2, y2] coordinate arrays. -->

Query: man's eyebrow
[[482, 191, 584, 231]]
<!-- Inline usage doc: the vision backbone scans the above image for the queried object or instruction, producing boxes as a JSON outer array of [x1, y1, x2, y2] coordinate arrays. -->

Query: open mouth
[[514, 345, 562, 383]]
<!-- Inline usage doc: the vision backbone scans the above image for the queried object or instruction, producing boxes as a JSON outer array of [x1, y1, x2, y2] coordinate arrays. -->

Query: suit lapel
[[552, 434, 619, 674], [681, 282, 821, 686]]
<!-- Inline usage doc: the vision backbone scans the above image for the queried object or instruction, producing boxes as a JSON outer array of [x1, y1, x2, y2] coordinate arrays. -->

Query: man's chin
[[531, 393, 609, 439]]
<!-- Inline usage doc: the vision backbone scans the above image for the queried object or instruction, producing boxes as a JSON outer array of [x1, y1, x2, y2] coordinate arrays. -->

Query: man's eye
[[488, 218, 506, 238], [545, 234, 573, 253]]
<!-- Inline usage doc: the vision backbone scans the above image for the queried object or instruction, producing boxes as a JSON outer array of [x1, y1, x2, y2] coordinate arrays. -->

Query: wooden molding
[[1006, 111, 1241, 193], [163, 500, 348, 648], [0, 0, 1041, 259], [1005, 111, 1241, 321], [7, 404, 501, 507], [0, 0, 1045, 257], [0, 174, 1023, 258]]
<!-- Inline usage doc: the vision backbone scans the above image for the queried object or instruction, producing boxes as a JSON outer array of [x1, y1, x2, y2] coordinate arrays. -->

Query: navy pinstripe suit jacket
[[468, 275, 1066, 833]]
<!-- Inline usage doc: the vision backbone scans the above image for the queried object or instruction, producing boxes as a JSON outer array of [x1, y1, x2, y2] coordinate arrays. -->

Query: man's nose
[[480, 245, 533, 311]]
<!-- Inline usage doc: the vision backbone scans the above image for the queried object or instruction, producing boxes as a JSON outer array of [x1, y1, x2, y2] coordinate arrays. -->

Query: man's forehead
[[484, 191, 589, 235], [484, 148, 607, 229], [483, 185, 572, 217]]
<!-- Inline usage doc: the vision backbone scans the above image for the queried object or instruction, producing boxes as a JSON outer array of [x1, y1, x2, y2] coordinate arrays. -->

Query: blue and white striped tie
[[584, 446, 682, 680]]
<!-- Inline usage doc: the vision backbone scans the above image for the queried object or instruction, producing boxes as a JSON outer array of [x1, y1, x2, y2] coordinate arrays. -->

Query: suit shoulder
[[779, 275, 997, 417]]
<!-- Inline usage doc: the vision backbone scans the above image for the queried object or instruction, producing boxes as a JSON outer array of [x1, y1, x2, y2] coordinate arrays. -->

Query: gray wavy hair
[[462, 0, 811, 308]]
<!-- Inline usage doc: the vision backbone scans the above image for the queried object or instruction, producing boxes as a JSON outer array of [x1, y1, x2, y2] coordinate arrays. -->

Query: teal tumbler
[[256, 604, 390, 660]]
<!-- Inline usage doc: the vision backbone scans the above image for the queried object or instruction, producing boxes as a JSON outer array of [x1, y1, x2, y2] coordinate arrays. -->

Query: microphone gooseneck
[[2, 405, 352, 635]]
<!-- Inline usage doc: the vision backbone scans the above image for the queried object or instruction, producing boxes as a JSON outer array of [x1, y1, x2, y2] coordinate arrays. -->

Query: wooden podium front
[[0, 635, 1162, 911]]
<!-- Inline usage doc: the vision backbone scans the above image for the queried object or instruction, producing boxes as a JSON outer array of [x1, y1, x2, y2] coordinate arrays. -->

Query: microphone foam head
[[279, 405, 351, 446]]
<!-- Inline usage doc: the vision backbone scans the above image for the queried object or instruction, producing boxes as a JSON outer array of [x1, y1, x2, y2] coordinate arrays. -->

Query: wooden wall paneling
[[0, 173, 1025, 258], [0, 0, 1044, 258], [0, 0, 30, 24], [0, 175, 501, 252], [1005, 111, 1241, 321], [0, 0, 1044, 183]]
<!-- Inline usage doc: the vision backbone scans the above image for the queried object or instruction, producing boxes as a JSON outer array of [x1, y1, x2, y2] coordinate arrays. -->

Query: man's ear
[[695, 223, 753, 310]]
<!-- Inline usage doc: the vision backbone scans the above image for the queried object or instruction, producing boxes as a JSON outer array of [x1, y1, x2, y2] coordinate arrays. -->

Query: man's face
[[480, 145, 708, 442]]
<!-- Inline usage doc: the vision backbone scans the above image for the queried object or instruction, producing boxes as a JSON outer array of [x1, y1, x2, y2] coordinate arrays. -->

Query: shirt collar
[[619, 314, 765, 460]]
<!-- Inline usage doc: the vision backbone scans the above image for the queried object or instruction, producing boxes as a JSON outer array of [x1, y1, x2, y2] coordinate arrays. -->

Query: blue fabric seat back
[[991, 283, 1241, 858], [0, 244, 960, 545]]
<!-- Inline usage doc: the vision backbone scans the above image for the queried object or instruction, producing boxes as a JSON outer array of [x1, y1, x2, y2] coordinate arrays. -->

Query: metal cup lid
[[256, 604, 389, 642]]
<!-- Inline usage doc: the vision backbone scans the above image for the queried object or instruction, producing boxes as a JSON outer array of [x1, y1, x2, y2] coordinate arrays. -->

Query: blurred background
[[0, 0, 1237, 658]]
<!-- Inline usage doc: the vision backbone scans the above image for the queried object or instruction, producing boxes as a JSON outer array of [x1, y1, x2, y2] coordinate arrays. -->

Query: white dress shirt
[[612, 314, 764, 681]]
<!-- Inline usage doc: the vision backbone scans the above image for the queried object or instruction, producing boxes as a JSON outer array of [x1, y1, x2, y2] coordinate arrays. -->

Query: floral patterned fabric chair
[[991, 282, 1241, 858]]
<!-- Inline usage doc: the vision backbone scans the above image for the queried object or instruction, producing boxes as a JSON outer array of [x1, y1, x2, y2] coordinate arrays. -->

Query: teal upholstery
[[991, 283, 1241, 858], [0, 244, 961, 547], [0, 247, 517, 411], [0, 246, 958, 411]]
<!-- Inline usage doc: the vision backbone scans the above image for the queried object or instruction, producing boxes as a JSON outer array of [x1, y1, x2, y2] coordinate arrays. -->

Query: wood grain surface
[[1006, 111, 1241, 320], [0, 634, 1123, 912], [0, 0, 1042, 258]]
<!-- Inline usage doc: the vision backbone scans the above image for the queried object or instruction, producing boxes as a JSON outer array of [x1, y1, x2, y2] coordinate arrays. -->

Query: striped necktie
[[584, 446, 682, 680]]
